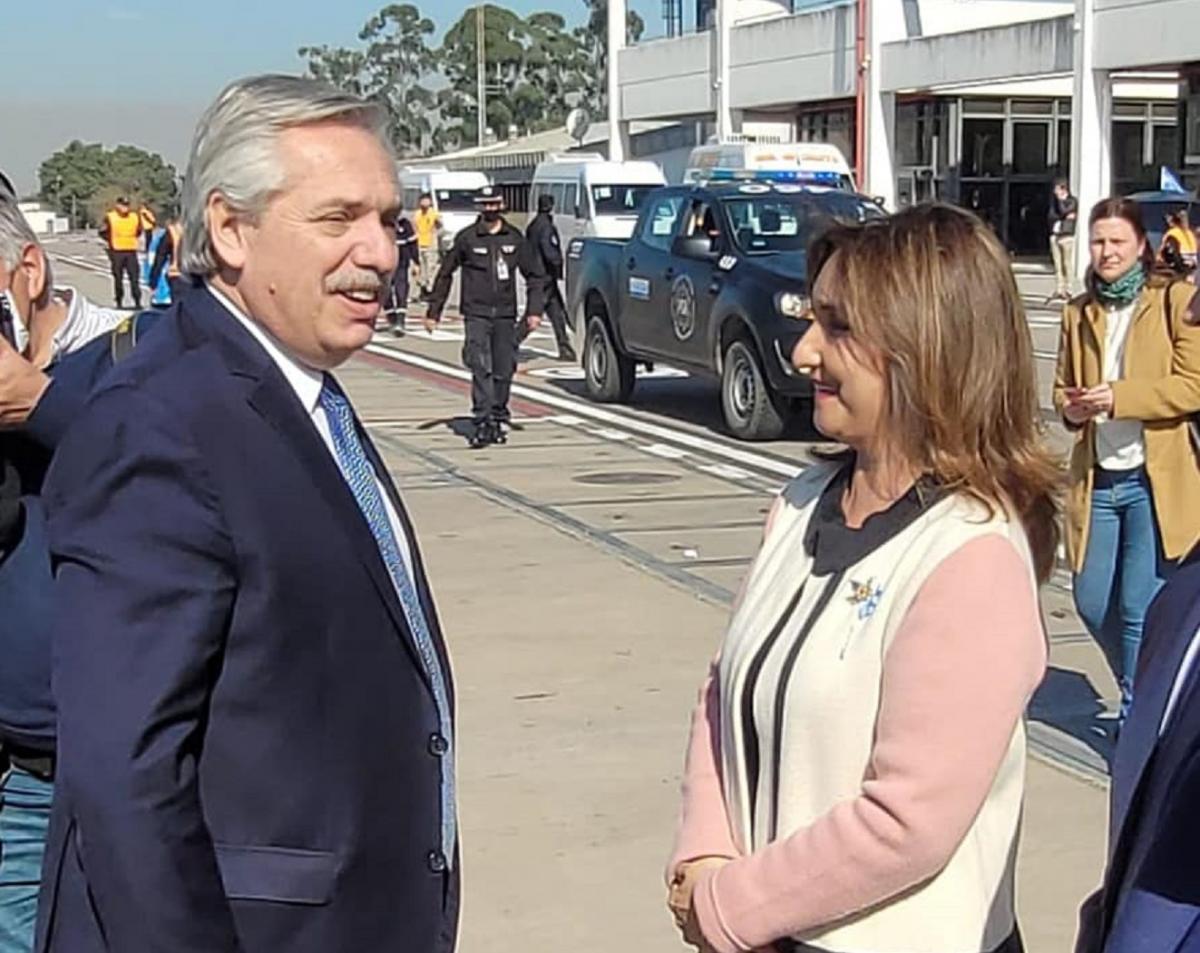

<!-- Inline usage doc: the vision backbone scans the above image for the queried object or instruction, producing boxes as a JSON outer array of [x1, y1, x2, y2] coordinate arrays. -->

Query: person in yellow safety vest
[[1160, 210, 1198, 283], [99, 196, 142, 309], [149, 218, 188, 303], [138, 204, 157, 253]]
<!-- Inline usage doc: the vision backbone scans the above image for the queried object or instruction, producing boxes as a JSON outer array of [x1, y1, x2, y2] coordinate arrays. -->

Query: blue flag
[[1161, 166, 1187, 193]]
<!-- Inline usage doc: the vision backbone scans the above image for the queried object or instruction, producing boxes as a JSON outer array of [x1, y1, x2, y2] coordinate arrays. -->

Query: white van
[[399, 166, 492, 251], [683, 141, 855, 191], [530, 155, 667, 242]]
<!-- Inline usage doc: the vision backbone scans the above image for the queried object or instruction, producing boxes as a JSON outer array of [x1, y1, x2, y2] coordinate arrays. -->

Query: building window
[[1153, 125, 1180, 170], [797, 107, 855, 168], [961, 118, 1004, 177], [1057, 120, 1072, 175], [1112, 121, 1146, 185], [1186, 71, 1200, 163], [1012, 121, 1050, 175]]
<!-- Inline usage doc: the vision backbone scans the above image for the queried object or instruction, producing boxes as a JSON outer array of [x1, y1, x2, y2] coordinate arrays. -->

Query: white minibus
[[530, 155, 666, 242]]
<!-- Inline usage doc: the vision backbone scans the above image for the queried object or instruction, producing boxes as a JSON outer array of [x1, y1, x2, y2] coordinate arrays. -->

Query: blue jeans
[[1073, 467, 1170, 720], [0, 765, 52, 952]]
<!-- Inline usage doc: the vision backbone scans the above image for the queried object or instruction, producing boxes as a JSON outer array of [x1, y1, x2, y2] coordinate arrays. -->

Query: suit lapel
[[1102, 557, 1200, 932], [1111, 563, 1200, 836], [185, 290, 434, 690]]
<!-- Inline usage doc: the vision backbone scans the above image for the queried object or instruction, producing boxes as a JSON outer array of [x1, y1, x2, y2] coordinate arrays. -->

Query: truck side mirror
[[673, 235, 719, 260]]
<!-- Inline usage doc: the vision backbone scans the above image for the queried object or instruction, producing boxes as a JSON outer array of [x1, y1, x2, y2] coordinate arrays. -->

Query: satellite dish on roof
[[565, 108, 591, 147]]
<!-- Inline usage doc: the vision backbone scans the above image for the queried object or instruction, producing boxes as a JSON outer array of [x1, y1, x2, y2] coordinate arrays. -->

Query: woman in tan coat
[[1054, 197, 1200, 720]]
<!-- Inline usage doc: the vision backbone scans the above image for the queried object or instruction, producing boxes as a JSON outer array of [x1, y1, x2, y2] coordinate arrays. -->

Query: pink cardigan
[[667, 535, 1047, 953]]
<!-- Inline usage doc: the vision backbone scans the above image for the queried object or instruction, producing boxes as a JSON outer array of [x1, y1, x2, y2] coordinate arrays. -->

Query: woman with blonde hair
[[666, 203, 1055, 953], [1055, 197, 1200, 720]]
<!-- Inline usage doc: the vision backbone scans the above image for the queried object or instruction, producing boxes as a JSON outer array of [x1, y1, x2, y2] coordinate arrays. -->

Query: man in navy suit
[[1077, 537, 1200, 952], [37, 74, 458, 952]]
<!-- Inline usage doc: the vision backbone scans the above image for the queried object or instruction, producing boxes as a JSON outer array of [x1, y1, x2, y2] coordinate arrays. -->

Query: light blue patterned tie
[[319, 376, 456, 865]]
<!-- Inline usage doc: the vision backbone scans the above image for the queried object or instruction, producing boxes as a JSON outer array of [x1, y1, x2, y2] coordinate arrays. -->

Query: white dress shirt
[[1096, 299, 1147, 471], [12, 286, 124, 362], [1161, 625, 1200, 735], [207, 284, 415, 578]]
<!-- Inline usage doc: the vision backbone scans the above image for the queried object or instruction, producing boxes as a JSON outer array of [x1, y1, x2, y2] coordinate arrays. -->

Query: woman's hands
[[668, 858, 774, 953], [1063, 384, 1114, 425], [668, 857, 728, 933]]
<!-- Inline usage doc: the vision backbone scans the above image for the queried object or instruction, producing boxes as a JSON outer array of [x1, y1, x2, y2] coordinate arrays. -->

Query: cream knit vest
[[717, 465, 1034, 952]]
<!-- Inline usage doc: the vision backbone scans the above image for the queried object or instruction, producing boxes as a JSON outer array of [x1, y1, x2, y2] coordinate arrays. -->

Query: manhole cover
[[574, 471, 681, 486]]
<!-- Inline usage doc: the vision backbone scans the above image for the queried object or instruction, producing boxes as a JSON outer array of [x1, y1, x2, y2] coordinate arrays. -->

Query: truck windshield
[[722, 192, 884, 255], [435, 188, 485, 212], [591, 185, 657, 216]]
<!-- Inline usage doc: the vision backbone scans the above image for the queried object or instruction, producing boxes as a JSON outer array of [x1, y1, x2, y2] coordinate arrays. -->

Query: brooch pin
[[847, 577, 884, 621]]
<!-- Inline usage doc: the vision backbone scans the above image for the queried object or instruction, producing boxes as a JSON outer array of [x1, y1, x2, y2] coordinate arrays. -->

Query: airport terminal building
[[604, 0, 1200, 256]]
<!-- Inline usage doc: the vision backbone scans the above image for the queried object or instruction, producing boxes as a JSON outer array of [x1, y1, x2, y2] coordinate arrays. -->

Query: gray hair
[[0, 197, 53, 308], [181, 74, 393, 277]]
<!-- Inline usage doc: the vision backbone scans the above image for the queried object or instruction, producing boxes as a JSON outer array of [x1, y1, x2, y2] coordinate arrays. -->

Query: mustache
[[325, 270, 386, 296]]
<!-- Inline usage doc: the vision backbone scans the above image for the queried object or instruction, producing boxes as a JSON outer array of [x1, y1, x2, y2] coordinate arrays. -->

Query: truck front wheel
[[584, 316, 635, 403], [721, 339, 787, 440]]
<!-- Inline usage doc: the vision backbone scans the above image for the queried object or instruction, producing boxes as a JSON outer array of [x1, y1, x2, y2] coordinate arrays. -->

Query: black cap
[[473, 187, 503, 206]]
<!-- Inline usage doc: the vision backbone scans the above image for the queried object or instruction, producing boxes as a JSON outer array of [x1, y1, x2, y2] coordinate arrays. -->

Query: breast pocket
[[464, 247, 490, 274], [214, 843, 339, 906]]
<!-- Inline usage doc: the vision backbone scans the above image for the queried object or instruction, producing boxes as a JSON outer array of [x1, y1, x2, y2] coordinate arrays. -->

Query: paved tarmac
[[49, 241, 1109, 952]]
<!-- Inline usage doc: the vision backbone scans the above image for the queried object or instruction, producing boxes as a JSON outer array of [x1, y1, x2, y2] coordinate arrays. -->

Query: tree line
[[299, 1, 644, 156], [35, 1, 644, 223]]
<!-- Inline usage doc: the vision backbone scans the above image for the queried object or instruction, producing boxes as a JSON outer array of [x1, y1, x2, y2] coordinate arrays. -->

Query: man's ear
[[18, 243, 48, 305], [207, 192, 253, 272]]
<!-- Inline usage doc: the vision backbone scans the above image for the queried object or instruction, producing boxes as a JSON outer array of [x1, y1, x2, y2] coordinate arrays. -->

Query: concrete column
[[714, 0, 735, 140], [863, 0, 904, 207], [608, 0, 630, 161], [1070, 0, 1111, 283]]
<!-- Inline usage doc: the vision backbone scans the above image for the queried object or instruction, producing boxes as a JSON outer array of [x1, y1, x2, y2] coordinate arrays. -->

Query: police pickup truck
[[565, 180, 884, 440]]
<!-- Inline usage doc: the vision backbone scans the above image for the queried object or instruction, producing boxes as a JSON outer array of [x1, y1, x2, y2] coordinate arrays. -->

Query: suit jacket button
[[428, 732, 449, 757], [427, 850, 448, 873]]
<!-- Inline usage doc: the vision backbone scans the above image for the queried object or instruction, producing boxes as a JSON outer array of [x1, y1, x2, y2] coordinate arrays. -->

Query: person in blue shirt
[[0, 194, 160, 950]]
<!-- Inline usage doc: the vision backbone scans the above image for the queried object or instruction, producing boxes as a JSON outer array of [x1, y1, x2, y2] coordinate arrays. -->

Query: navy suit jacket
[[1078, 547, 1200, 953], [37, 289, 458, 952], [0, 311, 164, 753]]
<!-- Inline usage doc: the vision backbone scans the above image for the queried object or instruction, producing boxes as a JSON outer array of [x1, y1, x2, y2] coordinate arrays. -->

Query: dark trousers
[[544, 284, 571, 351], [463, 316, 516, 425], [108, 251, 140, 307], [387, 264, 410, 326]]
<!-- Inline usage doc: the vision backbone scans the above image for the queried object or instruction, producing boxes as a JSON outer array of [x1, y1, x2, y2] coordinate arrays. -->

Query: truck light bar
[[706, 169, 842, 185]]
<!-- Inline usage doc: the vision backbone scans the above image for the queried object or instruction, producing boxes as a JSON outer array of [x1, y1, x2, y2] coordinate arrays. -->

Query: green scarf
[[1096, 262, 1146, 307]]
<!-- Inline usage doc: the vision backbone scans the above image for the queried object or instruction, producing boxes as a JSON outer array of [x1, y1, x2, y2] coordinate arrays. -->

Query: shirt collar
[[205, 282, 324, 416], [803, 458, 946, 576]]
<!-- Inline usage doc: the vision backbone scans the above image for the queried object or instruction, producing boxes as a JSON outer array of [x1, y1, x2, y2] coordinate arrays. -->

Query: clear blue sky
[[0, 0, 660, 193]]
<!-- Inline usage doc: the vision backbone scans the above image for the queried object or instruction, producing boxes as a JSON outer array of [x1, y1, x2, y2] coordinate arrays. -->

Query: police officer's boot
[[468, 420, 494, 450], [492, 419, 508, 445]]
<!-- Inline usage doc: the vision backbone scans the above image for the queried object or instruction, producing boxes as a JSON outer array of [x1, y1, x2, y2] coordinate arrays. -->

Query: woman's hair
[[806, 202, 1061, 581], [1085, 197, 1155, 296], [1168, 209, 1190, 231]]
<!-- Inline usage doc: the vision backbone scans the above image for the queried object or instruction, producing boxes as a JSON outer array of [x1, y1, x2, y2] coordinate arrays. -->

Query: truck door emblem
[[629, 277, 651, 300], [670, 275, 696, 341], [718, 255, 738, 271]]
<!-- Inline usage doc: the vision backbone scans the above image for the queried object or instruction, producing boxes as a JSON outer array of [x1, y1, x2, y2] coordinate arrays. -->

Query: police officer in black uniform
[[385, 205, 419, 338], [426, 188, 547, 449], [523, 193, 576, 362]]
